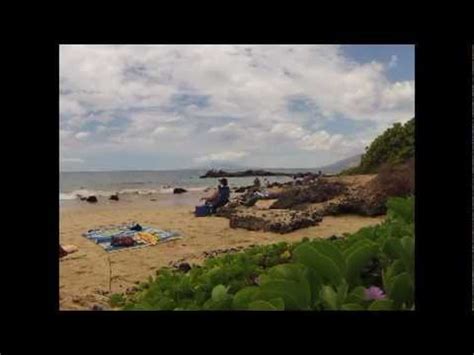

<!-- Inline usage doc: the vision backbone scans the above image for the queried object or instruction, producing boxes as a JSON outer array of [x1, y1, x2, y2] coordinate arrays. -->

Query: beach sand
[[59, 191, 384, 310]]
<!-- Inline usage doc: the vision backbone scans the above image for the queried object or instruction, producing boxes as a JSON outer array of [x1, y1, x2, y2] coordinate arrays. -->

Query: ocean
[[59, 169, 315, 200]]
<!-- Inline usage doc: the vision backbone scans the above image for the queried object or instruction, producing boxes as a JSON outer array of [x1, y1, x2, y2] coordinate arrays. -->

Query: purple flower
[[364, 286, 386, 300]]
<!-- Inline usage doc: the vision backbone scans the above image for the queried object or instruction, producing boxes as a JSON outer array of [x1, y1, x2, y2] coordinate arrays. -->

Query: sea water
[[59, 169, 309, 201]]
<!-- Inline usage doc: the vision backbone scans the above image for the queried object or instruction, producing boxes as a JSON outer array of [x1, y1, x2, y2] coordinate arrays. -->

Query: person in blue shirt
[[201, 178, 230, 213]]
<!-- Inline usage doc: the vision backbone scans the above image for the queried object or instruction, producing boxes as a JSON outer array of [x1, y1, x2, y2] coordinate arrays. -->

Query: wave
[[59, 186, 210, 200]]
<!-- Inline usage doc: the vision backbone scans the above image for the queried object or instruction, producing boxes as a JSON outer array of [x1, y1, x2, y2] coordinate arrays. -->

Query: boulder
[[177, 262, 191, 273], [322, 194, 387, 217], [173, 188, 188, 194], [234, 186, 249, 193], [86, 196, 98, 203], [109, 194, 119, 201], [270, 181, 347, 209], [228, 210, 322, 234]]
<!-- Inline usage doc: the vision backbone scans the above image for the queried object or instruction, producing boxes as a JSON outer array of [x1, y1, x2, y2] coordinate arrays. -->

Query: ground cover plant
[[112, 196, 414, 311]]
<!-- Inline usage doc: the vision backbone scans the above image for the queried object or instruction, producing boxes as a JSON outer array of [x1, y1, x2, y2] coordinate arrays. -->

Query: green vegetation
[[113, 196, 414, 311], [342, 118, 414, 175]]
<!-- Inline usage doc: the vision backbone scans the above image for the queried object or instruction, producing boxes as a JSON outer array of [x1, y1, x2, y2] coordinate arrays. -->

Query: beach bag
[[111, 236, 135, 247], [195, 204, 212, 217]]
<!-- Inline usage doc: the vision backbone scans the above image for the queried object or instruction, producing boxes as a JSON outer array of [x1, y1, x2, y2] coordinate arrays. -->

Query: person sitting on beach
[[201, 178, 230, 212]]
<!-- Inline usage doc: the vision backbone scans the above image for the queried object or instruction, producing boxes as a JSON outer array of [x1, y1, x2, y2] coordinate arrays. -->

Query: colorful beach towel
[[82, 223, 181, 253]]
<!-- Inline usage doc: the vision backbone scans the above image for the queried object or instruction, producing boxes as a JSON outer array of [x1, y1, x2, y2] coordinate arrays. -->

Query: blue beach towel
[[82, 224, 181, 252]]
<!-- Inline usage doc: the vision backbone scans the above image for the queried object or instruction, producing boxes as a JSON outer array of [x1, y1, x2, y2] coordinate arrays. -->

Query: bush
[[116, 197, 414, 311], [370, 158, 415, 197], [342, 118, 414, 175]]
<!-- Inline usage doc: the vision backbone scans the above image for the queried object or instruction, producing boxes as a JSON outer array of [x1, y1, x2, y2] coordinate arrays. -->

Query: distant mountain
[[317, 154, 363, 174]]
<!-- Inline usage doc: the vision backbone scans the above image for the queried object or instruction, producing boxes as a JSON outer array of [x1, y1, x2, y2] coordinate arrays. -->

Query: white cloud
[[75, 131, 90, 140], [60, 45, 414, 169], [194, 151, 248, 163]]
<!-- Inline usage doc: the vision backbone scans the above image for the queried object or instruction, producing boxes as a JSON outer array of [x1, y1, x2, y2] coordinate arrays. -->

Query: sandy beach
[[59, 190, 384, 310]]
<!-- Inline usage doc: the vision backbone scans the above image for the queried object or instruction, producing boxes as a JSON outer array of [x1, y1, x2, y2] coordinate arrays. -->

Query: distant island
[[199, 169, 321, 178]]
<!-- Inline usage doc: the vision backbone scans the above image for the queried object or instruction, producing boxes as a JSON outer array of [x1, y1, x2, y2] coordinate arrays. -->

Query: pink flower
[[364, 286, 386, 300]]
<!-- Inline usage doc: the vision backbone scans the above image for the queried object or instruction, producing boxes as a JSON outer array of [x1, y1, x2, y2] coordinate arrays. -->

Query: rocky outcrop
[[173, 188, 188, 194], [270, 180, 347, 209], [215, 201, 241, 218], [228, 210, 322, 234], [322, 195, 387, 217], [234, 185, 252, 193]]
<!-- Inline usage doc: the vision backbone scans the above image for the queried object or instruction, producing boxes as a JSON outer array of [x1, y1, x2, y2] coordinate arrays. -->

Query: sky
[[60, 44, 414, 171]]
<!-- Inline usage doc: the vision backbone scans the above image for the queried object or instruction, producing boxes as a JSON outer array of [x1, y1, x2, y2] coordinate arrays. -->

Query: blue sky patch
[[341, 45, 414, 82]]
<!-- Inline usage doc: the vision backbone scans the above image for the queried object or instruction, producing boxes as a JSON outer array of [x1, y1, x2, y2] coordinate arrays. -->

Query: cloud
[[388, 55, 398, 68], [75, 131, 90, 140], [60, 45, 414, 169], [194, 151, 248, 163]]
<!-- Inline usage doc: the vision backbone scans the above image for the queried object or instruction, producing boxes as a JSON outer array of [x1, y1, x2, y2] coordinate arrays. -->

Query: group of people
[[197, 171, 323, 216]]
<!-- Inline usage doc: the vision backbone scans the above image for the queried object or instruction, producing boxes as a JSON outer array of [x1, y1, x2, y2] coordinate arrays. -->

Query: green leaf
[[304, 267, 323, 306], [293, 244, 343, 285], [232, 287, 260, 310], [400, 236, 414, 274], [336, 281, 349, 306], [345, 286, 366, 304], [260, 279, 311, 310], [320, 285, 339, 310], [312, 241, 347, 275], [382, 259, 406, 293], [264, 263, 307, 282], [368, 299, 394, 311], [387, 196, 414, 224], [345, 245, 377, 286], [211, 284, 229, 303], [343, 238, 377, 259], [388, 272, 413, 306], [341, 303, 365, 310], [248, 300, 279, 310], [382, 238, 404, 259], [267, 297, 285, 310]]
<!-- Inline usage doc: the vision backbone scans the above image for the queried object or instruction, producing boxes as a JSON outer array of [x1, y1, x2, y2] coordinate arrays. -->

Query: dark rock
[[173, 188, 188, 194], [322, 195, 386, 217], [234, 186, 250, 193], [150, 198, 157, 201], [199, 169, 314, 178], [109, 194, 119, 201], [271, 181, 347, 209], [91, 304, 104, 311], [86, 196, 98, 203], [177, 262, 191, 273], [229, 211, 322, 234]]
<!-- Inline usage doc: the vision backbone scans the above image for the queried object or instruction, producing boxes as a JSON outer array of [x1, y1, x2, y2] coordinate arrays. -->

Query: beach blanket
[[82, 223, 181, 252]]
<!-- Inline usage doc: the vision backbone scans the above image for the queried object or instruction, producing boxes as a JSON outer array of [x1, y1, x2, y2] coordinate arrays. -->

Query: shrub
[[116, 197, 414, 311], [342, 118, 414, 175], [370, 158, 415, 197]]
